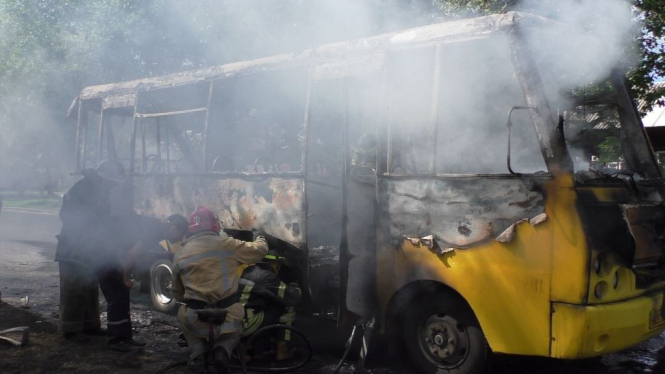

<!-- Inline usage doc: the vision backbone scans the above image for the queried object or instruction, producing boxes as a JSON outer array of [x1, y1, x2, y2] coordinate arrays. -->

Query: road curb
[[2, 207, 59, 215]]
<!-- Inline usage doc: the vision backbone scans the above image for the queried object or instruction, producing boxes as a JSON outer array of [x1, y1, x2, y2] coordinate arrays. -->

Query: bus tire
[[150, 259, 177, 315], [404, 293, 488, 374]]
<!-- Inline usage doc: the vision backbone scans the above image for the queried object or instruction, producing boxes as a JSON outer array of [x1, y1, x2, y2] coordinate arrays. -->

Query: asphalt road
[[0, 209, 61, 318], [1, 208, 664, 373]]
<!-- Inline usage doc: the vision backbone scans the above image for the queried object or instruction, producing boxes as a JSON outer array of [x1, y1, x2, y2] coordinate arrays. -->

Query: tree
[[433, 0, 665, 111]]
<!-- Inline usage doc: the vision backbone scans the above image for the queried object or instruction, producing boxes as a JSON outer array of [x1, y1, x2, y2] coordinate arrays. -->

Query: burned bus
[[67, 12, 665, 374]]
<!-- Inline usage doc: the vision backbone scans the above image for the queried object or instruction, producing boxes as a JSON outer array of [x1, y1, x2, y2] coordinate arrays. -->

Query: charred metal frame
[[81, 106, 89, 169], [509, 27, 573, 173], [610, 72, 662, 180], [428, 45, 442, 174], [75, 12, 571, 175], [202, 80, 215, 171], [300, 66, 315, 295], [75, 97, 82, 171], [71, 11, 577, 259], [506, 106, 537, 175], [97, 105, 105, 163], [130, 92, 140, 173], [72, 15, 652, 247]]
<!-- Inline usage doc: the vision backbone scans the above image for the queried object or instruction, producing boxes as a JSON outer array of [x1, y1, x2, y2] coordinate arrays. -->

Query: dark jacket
[[239, 263, 301, 311], [55, 171, 116, 268]]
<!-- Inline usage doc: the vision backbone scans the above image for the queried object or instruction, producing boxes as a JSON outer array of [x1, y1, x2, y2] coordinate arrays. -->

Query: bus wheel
[[404, 293, 488, 374], [150, 259, 177, 314]]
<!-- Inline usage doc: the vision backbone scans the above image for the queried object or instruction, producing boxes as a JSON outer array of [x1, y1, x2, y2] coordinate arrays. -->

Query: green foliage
[[435, 0, 517, 17], [630, 0, 665, 110], [597, 136, 623, 163], [433, 0, 665, 111]]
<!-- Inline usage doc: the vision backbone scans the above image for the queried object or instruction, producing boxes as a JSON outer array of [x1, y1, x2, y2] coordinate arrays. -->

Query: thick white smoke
[[518, 0, 636, 98]]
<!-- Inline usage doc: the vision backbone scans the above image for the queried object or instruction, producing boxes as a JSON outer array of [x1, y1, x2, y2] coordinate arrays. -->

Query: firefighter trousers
[[96, 265, 132, 344], [178, 303, 244, 360], [58, 261, 101, 333]]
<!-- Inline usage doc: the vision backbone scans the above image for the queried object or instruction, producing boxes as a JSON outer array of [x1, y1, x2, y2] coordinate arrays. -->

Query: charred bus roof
[[69, 11, 560, 115]]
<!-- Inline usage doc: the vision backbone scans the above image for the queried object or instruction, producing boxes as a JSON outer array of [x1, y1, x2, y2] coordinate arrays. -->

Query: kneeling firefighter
[[172, 206, 268, 373], [239, 250, 302, 361]]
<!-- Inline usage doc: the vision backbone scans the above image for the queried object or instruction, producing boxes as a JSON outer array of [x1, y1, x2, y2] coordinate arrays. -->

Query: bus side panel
[[378, 177, 553, 356], [548, 178, 591, 305], [133, 175, 305, 248], [382, 178, 545, 247]]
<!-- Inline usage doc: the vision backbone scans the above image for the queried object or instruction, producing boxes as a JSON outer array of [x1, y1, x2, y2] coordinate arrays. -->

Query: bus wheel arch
[[386, 281, 490, 374]]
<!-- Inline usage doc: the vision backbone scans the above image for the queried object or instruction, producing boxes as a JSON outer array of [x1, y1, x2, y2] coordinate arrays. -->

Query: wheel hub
[[426, 323, 456, 358], [420, 313, 469, 367], [154, 265, 173, 303]]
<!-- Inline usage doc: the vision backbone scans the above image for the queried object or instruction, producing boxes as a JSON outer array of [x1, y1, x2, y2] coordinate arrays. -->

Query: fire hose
[[330, 324, 361, 374], [156, 319, 375, 374], [331, 317, 375, 374], [155, 324, 312, 374]]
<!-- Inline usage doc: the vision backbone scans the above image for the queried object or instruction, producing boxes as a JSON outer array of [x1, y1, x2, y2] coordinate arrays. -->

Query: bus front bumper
[[551, 291, 665, 359]]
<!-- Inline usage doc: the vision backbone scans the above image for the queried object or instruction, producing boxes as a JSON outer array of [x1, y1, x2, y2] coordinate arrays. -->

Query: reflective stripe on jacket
[[172, 231, 268, 305], [239, 264, 302, 310]]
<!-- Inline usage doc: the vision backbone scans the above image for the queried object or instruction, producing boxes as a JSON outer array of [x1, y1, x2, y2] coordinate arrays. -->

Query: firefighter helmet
[[96, 159, 125, 183], [188, 206, 220, 234], [262, 249, 285, 263]]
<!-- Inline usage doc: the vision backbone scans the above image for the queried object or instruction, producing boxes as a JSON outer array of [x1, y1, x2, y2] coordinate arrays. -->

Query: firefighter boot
[[275, 341, 295, 361], [213, 347, 230, 374], [186, 353, 206, 373], [241, 345, 252, 363]]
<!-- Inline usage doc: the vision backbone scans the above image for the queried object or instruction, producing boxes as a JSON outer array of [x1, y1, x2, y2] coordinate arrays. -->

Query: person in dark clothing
[[55, 159, 143, 352], [239, 250, 302, 361], [99, 213, 187, 352], [122, 213, 189, 288]]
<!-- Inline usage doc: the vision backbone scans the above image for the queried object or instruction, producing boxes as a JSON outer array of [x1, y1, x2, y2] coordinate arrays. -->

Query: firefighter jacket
[[239, 263, 301, 311], [239, 263, 301, 337], [159, 239, 183, 254], [172, 231, 268, 335], [56, 172, 115, 267]]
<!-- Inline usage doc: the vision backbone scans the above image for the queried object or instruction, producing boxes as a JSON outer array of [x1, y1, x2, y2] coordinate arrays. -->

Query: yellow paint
[[551, 292, 665, 358], [376, 173, 665, 357], [384, 217, 552, 355]]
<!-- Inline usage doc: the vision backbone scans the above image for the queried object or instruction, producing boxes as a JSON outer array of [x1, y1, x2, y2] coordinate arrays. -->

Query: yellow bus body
[[378, 173, 665, 357]]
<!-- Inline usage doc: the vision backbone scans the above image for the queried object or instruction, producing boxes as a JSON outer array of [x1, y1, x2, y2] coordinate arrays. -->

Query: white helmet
[[96, 159, 125, 182]]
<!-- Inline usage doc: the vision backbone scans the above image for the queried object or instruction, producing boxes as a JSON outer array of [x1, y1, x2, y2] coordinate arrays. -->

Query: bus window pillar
[[202, 80, 214, 172]]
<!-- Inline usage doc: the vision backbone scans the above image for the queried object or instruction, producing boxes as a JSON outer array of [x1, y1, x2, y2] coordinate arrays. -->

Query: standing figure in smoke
[[55, 159, 145, 351], [173, 206, 268, 373]]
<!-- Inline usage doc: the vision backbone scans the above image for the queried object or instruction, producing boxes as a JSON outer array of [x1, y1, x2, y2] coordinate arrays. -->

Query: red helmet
[[188, 206, 220, 234]]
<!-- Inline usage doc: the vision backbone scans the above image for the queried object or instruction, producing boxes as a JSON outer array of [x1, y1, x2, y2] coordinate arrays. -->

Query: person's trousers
[[178, 303, 244, 359], [96, 266, 132, 344], [243, 304, 295, 341], [58, 261, 101, 333]]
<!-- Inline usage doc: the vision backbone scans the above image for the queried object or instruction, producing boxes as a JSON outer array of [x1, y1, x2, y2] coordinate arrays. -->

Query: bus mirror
[[506, 106, 536, 175]]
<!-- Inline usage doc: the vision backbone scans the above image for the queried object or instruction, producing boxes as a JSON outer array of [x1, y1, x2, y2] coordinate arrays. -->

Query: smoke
[[149, 0, 434, 66], [518, 0, 636, 97], [514, 0, 637, 171], [0, 0, 642, 203]]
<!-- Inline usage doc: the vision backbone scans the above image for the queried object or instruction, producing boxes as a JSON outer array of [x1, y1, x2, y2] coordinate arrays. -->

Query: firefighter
[[173, 206, 268, 373], [56, 159, 144, 351], [239, 249, 302, 361], [121, 213, 189, 294], [160, 214, 190, 254]]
